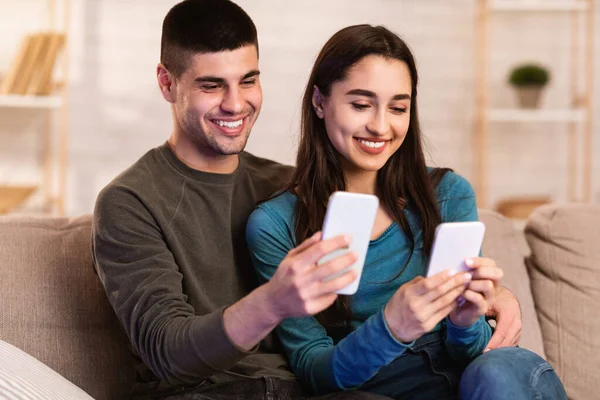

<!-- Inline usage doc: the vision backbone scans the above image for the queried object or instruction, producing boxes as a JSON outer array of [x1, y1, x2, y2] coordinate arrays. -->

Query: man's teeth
[[358, 139, 386, 148], [215, 119, 243, 128]]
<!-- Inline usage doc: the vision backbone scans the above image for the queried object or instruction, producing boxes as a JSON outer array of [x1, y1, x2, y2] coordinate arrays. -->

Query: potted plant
[[508, 63, 550, 109]]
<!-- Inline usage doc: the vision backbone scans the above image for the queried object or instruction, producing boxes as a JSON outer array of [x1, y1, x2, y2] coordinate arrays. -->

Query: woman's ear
[[312, 85, 325, 119]]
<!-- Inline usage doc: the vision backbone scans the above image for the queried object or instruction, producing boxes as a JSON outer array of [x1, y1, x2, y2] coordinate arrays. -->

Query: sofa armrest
[[0, 340, 94, 399]]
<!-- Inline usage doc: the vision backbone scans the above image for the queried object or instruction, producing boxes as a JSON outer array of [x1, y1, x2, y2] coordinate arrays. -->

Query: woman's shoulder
[[427, 168, 475, 201], [426, 168, 478, 222], [256, 191, 298, 217], [247, 191, 298, 235], [246, 192, 298, 270]]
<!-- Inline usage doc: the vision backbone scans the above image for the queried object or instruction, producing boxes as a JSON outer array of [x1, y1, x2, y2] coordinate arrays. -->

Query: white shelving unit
[[473, 0, 595, 211], [488, 108, 586, 123], [0, 0, 70, 215], [0, 94, 62, 109], [489, 0, 589, 12]]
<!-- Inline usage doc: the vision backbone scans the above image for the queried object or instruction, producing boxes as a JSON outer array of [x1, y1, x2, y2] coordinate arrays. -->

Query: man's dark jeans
[[158, 377, 391, 400]]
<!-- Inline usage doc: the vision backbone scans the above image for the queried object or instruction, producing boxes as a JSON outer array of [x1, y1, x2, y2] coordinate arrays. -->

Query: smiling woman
[[245, 23, 567, 400], [313, 55, 412, 171]]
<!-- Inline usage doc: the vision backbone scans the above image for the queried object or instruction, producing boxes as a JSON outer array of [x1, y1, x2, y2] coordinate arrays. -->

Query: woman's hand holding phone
[[448, 257, 504, 327], [383, 270, 473, 343]]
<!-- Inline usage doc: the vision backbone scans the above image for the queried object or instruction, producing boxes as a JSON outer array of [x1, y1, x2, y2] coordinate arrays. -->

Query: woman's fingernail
[[464, 272, 472, 281], [484, 348, 490, 353], [465, 258, 474, 267]]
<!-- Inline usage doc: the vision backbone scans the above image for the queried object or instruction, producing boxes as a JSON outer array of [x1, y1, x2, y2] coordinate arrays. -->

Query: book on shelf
[[0, 35, 32, 94], [0, 32, 66, 97]]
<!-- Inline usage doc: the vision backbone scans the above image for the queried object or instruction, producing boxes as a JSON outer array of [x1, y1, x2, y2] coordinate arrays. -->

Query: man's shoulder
[[240, 152, 295, 186], [96, 145, 179, 211], [99, 149, 154, 193]]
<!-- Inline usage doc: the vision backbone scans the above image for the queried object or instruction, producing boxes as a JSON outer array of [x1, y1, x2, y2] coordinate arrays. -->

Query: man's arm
[[224, 230, 358, 351], [93, 185, 252, 385], [484, 286, 522, 351], [93, 186, 356, 384]]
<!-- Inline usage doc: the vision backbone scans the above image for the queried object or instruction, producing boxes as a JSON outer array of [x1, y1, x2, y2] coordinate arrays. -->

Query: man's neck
[[167, 134, 239, 174]]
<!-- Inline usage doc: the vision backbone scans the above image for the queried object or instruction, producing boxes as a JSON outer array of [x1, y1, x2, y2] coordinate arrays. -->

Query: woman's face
[[313, 55, 412, 173]]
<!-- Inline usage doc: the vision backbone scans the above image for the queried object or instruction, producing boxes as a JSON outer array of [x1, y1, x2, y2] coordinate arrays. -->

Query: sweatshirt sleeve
[[246, 205, 411, 395], [92, 185, 253, 386]]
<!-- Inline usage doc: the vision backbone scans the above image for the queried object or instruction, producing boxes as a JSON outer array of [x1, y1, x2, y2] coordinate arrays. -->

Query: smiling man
[[91, 1, 390, 399]]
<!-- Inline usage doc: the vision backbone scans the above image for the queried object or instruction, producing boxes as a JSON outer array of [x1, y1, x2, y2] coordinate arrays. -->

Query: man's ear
[[312, 85, 325, 119], [157, 64, 176, 103]]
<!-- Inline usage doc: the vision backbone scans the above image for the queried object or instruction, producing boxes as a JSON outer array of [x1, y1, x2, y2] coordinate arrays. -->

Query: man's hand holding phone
[[264, 232, 358, 321]]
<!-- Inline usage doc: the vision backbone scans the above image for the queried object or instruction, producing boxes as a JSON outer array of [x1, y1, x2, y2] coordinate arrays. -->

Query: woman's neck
[[343, 169, 378, 195]]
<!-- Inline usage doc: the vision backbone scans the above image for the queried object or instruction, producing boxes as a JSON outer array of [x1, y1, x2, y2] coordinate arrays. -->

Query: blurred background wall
[[0, 0, 598, 217]]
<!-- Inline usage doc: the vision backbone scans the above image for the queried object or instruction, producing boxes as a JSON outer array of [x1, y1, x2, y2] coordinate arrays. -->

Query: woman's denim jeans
[[360, 331, 567, 400], [459, 347, 567, 400]]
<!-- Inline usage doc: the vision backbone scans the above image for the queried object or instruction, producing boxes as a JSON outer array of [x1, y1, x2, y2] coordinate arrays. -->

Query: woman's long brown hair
[[285, 25, 450, 334]]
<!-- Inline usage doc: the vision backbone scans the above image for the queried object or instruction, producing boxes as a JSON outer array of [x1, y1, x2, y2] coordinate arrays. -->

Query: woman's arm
[[445, 316, 492, 363]]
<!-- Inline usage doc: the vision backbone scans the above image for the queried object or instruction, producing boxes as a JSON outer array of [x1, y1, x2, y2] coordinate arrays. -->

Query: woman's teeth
[[358, 139, 385, 148]]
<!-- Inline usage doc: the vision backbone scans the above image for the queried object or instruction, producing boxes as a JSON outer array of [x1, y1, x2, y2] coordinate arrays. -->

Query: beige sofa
[[0, 204, 599, 400]]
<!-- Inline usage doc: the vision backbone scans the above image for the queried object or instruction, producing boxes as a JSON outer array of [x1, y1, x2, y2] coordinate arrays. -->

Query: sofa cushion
[[525, 203, 600, 400], [0, 215, 135, 400], [478, 209, 546, 358], [0, 339, 94, 399]]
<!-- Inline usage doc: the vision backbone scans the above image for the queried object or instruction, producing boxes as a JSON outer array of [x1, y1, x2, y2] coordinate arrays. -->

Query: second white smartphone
[[426, 221, 486, 278], [318, 191, 379, 295]]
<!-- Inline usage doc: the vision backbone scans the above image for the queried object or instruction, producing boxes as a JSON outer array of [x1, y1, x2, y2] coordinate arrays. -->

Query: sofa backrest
[[0, 209, 551, 399], [525, 204, 600, 400], [478, 209, 546, 359], [0, 215, 135, 400]]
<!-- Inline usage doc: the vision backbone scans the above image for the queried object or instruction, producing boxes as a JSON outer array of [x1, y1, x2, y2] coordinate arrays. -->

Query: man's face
[[171, 45, 262, 157]]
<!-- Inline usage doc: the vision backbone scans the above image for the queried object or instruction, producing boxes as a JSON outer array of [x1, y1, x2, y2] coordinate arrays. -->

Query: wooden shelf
[[496, 195, 551, 219], [0, 1, 70, 216], [0, 185, 38, 214], [0, 94, 61, 109], [488, 108, 585, 122], [474, 0, 595, 207], [489, 0, 589, 12]]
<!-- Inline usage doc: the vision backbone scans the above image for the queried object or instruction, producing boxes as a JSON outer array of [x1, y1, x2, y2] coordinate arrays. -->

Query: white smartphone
[[318, 191, 379, 295], [426, 221, 486, 278]]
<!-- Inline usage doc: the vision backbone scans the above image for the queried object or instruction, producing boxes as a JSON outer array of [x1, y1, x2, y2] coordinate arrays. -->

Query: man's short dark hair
[[161, 0, 258, 77]]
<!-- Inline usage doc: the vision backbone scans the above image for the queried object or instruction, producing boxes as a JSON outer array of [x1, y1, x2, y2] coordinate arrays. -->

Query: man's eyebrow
[[194, 76, 225, 84], [242, 70, 260, 80], [194, 70, 260, 84], [346, 88, 411, 101]]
